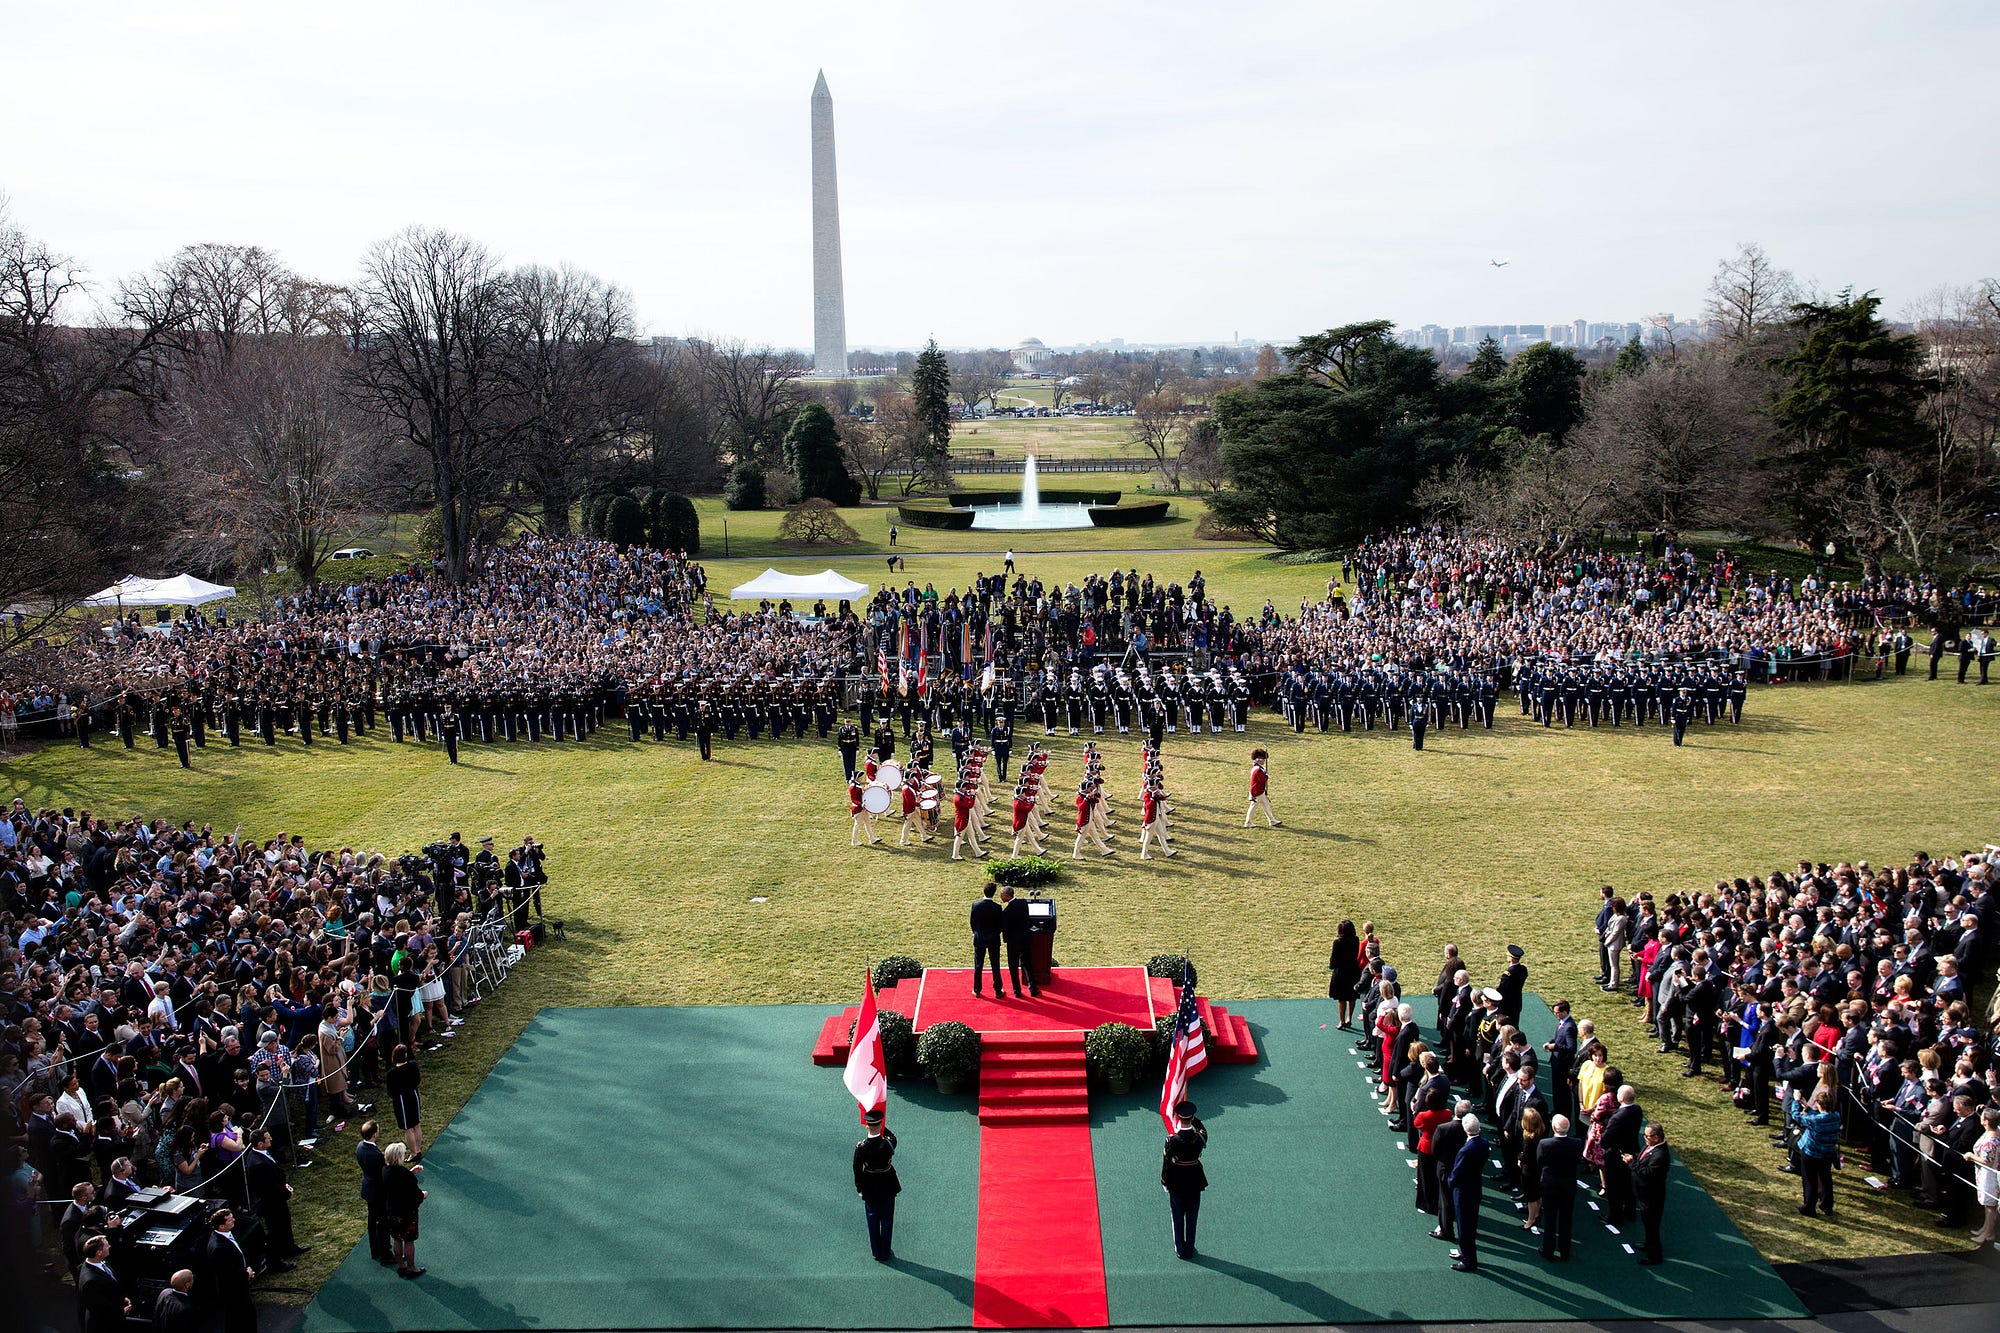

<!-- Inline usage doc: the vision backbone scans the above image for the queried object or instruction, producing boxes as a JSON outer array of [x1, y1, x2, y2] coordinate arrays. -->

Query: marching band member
[[850, 774, 882, 846], [1011, 782, 1044, 856], [1140, 779, 1176, 859], [950, 779, 986, 861], [1073, 779, 1115, 860], [898, 772, 925, 847], [1244, 747, 1281, 828]]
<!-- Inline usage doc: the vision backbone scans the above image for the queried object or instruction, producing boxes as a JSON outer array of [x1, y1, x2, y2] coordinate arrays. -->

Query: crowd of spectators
[[0, 797, 546, 1314], [1589, 846, 2000, 1243]]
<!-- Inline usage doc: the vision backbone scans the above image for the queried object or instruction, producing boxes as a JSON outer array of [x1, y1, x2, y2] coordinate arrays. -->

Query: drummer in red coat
[[1011, 782, 1044, 856], [1139, 779, 1176, 860], [850, 775, 882, 846], [1244, 747, 1281, 828], [1072, 779, 1114, 860], [949, 779, 986, 861]]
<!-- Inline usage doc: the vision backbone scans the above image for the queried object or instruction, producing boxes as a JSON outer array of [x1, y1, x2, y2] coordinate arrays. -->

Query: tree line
[[1208, 245, 2000, 578]]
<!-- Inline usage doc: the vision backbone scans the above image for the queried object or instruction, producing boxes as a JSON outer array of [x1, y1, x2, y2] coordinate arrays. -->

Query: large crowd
[[1588, 847, 2000, 1241], [0, 799, 549, 1322], [1, 531, 1993, 764]]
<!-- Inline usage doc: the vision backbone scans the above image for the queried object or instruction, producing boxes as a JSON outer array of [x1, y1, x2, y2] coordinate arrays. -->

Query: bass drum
[[876, 759, 904, 790], [861, 784, 893, 815]]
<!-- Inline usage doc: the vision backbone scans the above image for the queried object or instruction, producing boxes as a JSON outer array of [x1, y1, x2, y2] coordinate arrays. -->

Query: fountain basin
[[970, 503, 1097, 530]]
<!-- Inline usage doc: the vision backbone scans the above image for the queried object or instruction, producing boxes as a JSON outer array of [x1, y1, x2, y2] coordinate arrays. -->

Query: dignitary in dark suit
[[1537, 1117, 1582, 1260], [853, 1108, 900, 1261], [1629, 1123, 1671, 1264], [1161, 1099, 1209, 1260], [1545, 1000, 1579, 1121], [76, 1235, 131, 1333], [999, 885, 1038, 997], [355, 1121, 393, 1264], [1601, 1085, 1645, 1226], [244, 1130, 304, 1266], [970, 884, 1005, 997], [1447, 1113, 1489, 1272], [204, 1209, 258, 1333], [1428, 1101, 1472, 1245]]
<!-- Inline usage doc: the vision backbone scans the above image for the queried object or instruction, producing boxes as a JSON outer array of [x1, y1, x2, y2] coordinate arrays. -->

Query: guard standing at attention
[[169, 708, 193, 769], [853, 1108, 900, 1262], [440, 706, 461, 765], [1162, 1099, 1208, 1260], [1669, 687, 1694, 747], [837, 719, 862, 782], [989, 715, 1013, 782]]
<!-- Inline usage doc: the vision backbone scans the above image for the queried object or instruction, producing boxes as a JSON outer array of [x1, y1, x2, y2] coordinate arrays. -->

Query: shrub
[[777, 498, 861, 546], [1153, 1014, 1177, 1064], [850, 1007, 915, 1074], [894, 503, 974, 530], [602, 494, 648, 547], [986, 855, 1065, 889], [1087, 499, 1171, 527], [723, 460, 767, 511], [916, 1020, 981, 1083], [1084, 1022, 1152, 1085], [647, 490, 700, 556], [873, 955, 924, 990], [1145, 953, 1191, 979], [1270, 548, 1339, 565], [765, 465, 802, 509], [1196, 512, 1259, 542]]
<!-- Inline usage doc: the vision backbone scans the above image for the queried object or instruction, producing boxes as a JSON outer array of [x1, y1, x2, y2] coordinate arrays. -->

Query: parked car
[[329, 547, 375, 560]]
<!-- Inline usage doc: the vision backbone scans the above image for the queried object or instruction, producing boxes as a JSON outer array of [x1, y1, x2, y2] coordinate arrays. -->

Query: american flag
[[917, 623, 929, 692], [877, 638, 889, 691], [1158, 957, 1207, 1131]]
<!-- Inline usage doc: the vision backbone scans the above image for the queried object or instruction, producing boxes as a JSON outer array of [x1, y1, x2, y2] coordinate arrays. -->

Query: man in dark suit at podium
[[970, 884, 1005, 997], [999, 886, 1038, 997]]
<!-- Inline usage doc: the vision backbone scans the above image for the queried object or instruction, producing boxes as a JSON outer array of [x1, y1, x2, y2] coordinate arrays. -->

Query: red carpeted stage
[[813, 967, 1257, 1328]]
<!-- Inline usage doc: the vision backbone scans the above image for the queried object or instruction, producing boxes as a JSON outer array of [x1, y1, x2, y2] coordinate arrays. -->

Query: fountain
[[970, 450, 1096, 530]]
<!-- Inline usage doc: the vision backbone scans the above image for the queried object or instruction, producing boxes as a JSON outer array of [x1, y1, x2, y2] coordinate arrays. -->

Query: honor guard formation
[[6, 530, 1994, 766]]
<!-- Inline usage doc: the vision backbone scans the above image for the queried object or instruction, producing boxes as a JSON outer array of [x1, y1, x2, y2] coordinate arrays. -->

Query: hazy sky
[[8, 2, 1995, 348]]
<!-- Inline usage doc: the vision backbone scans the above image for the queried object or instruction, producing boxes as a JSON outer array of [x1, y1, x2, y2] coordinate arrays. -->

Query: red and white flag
[[844, 968, 888, 1116]]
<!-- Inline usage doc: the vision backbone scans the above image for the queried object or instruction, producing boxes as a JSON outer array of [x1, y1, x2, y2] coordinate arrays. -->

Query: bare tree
[[1412, 455, 1506, 530], [506, 263, 634, 535], [1704, 243, 1797, 346], [867, 388, 933, 497], [623, 341, 725, 493], [1569, 350, 1764, 540], [0, 205, 180, 659], [1178, 416, 1229, 494], [1128, 387, 1186, 488], [164, 336, 377, 585], [350, 226, 518, 585], [840, 416, 899, 501], [693, 338, 807, 465], [949, 349, 1008, 414]]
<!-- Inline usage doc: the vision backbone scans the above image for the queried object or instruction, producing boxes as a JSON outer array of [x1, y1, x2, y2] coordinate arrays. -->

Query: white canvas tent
[[727, 568, 870, 602], [83, 574, 238, 607]]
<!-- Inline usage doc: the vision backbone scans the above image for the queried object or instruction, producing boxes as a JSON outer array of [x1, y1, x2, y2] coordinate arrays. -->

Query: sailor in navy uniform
[[1162, 1098, 1209, 1259], [853, 1108, 901, 1261]]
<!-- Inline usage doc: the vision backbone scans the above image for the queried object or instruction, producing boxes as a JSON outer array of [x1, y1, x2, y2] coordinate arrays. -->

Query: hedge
[[895, 503, 975, 530], [947, 489, 1120, 507], [1088, 499, 1171, 527]]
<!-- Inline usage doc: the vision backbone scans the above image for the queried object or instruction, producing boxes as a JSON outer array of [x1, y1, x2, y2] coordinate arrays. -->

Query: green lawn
[[6, 666, 1996, 1295]]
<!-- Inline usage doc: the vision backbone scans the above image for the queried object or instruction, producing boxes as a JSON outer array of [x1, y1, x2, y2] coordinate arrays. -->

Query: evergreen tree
[[782, 402, 861, 505], [1614, 335, 1648, 378], [910, 339, 954, 491], [647, 490, 700, 555], [1500, 342, 1588, 444], [724, 460, 767, 511], [1465, 336, 1506, 382], [602, 493, 648, 546]]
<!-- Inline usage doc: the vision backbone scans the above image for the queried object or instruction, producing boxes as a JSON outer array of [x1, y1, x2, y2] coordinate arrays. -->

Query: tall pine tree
[[910, 339, 954, 491]]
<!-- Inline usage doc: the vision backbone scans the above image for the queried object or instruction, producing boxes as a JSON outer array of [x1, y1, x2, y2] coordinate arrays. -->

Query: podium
[[1025, 896, 1056, 985]]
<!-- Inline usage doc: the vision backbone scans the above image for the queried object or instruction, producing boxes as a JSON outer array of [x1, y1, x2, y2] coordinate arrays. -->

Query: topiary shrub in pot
[[916, 1020, 981, 1094], [1145, 953, 1191, 979], [1085, 1021, 1152, 1094], [851, 1008, 916, 1076], [873, 955, 924, 991]]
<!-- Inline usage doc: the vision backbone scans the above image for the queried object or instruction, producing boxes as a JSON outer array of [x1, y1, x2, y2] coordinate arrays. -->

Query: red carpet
[[973, 1122, 1108, 1328], [914, 966, 1163, 1035]]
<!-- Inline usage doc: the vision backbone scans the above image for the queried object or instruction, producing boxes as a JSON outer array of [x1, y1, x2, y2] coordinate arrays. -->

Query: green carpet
[[304, 1000, 1805, 1331], [1090, 998, 1807, 1324], [301, 1006, 980, 1332]]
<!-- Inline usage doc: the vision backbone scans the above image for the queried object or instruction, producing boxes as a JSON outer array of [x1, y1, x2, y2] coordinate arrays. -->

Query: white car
[[329, 547, 375, 561]]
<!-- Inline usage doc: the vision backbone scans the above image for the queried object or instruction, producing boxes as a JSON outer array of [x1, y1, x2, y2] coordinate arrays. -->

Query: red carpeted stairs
[[977, 1032, 1088, 1126]]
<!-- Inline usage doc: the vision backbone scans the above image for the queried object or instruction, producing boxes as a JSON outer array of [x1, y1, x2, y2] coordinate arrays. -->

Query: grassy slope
[[6, 661, 1996, 1288]]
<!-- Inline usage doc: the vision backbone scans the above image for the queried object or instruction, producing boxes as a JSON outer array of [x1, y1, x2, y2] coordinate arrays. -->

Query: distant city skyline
[[6, 3, 1994, 348]]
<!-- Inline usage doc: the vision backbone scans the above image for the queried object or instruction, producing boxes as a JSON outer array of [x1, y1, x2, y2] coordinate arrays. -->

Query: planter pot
[[1106, 1073, 1133, 1094], [936, 1072, 969, 1095]]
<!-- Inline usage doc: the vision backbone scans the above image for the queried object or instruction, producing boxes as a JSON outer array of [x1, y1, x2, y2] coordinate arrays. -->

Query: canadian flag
[[843, 969, 888, 1116]]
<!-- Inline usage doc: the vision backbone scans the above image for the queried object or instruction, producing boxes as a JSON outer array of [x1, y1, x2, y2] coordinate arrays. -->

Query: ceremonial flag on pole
[[983, 621, 995, 666], [897, 620, 910, 666], [960, 621, 972, 680], [917, 623, 929, 692], [1158, 957, 1207, 1132], [844, 968, 888, 1117], [878, 639, 889, 692]]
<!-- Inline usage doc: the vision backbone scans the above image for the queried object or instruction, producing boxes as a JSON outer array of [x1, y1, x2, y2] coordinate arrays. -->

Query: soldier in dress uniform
[[440, 705, 461, 765], [169, 708, 193, 769], [949, 777, 986, 862], [695, 702, 715, 760], [1244, 749, 1280, 828], [1139, 777, 1176, 860], [117, 693, 137, 748], [222, 693, 243, 746], [837, 720, 862, 781], [853, 1107, 900, 1262], [1669, 687, 1694, 747], [988, 715, 1013, 782], [1162, 1099, 1209, 1260]]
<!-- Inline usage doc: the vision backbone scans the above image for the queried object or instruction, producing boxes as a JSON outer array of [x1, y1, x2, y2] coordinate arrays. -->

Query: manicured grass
[[6, 669, 1995, 1290]]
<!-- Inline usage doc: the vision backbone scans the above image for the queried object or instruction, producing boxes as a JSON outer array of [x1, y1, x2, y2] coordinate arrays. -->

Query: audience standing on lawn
[[0, 799, 547, 1315]]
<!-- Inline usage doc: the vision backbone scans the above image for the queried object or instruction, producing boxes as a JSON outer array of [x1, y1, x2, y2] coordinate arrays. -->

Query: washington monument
[[810, 70, 847, 376]]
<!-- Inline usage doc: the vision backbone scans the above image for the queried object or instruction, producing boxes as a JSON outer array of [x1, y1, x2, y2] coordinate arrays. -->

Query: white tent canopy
[[727, 568, 870, 602], [83, 574, 238, 607]]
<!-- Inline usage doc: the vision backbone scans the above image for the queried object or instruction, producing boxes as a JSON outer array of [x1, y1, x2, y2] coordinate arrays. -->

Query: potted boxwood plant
[[916, 1020, 981, 1094], [852, 1008, 916, 1077], [1085, 1021, 1151, 1094]]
